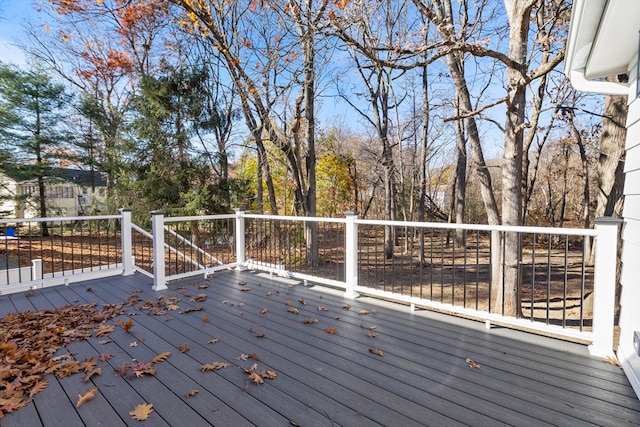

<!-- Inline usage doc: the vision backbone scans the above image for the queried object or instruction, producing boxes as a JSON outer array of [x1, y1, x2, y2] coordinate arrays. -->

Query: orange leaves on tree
[[334, 0, 350, 10]]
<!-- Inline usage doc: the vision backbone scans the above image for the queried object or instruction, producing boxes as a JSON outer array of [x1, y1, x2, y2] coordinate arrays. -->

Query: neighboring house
[[565, 0, 640, 398], [0, 168, 107, 218]]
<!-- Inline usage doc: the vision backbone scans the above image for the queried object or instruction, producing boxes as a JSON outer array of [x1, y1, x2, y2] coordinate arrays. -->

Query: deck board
[[1, 270, 640, 426]]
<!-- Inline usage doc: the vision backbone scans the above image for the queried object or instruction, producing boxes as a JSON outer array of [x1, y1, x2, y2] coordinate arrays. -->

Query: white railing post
[[235, 209, 246, 270], [151, 210, 167, 291], [344, 211, 359, 299], [31, 259, 42, 281], [590, 217, 622, 357], [120, 209, 134, 276]]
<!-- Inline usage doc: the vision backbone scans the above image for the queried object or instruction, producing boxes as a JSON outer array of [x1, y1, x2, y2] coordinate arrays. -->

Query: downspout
[[569, 69, 629, 96]]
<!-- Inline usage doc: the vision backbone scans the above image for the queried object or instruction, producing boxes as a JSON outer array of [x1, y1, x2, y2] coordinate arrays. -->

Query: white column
[[344, 211, 359, 299], [120, 209, 134, 276], [235, 209, 246, 270], [151, 210, 167, 291], [589, 217, 622, 357]]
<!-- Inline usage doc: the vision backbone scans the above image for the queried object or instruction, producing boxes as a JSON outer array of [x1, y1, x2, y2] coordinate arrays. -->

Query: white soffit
[[585, 0, 640, 80]]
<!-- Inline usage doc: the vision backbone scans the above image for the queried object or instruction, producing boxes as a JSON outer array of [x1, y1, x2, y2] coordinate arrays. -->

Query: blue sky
[[0, 1, 41, 66]]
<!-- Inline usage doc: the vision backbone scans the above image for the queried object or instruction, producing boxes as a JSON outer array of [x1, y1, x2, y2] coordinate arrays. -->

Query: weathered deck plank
[[1, 270, 640, 426]]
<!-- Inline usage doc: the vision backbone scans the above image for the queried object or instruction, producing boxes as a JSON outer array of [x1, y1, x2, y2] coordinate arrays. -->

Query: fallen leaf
[[368, 348, 384, 357], [261, 307, 269, 314], [285, 300, 292, 306], [324, 326, 338, 334], [266, 291, 273, 296], [287, 307, 300, 315], [182, 306, 203, 313], [178, 344, 190, 352], [240, 288, 251, 292], [465, 357, 481, 369], [358, 310, 370, 315], [317, 306, 328, 311], [122, 319, 134, 332], [152, 352, 171, 364], [99, 353, 115, 362], [342, 305, 351, 310], [259, 370, 277, 379], [97, 340, 113, 345], [166, 304, 180, 311], [208, 338, 220, 344], [185, 389, 199, 397], [29, 380, 49, 398], [95, 324, 114, 337], [238, 280, 247, 286], [86, 286, 93, 292], [200, 362, 231, 372], [235, 353, 250, 361], [129, 403, 153, 421], [76, 386, 99, 407], [302, 318, 318, 324], [132, 362, 156, 377], [129, 341, 138, 347], [367, 331, 378, 338], [190, 293, 207, 302], [249, 371, 264, 385], [298, 299, 307, 305], [202, 314, 209, 323], [82, 367, 102, 383]]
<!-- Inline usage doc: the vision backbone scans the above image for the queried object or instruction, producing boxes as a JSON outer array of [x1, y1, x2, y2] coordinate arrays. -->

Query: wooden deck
[[1, 270, 639, 426]]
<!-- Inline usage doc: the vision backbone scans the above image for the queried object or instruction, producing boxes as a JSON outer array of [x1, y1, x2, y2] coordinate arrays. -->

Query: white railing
[[0, 210, 134, 294], [0, 209, 620, 357]]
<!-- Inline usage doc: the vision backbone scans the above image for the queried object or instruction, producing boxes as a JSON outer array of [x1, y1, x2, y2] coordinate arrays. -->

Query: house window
[[20, 185, 36, 196]]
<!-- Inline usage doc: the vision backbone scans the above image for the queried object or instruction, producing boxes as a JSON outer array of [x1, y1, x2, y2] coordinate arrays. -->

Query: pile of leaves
[[0, 302, 124, 419]]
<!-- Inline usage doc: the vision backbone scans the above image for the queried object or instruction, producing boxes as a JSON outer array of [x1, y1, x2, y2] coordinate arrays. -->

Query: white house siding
[[619, 57, 640, 397]]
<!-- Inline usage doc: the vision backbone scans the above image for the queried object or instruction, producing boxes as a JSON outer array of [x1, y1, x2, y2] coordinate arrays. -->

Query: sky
[[0, 0, 41, 66]]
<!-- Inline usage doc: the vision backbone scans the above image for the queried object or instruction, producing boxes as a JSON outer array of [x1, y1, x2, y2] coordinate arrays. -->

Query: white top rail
[[163, 214, 237, 223], [241, 213, 347, 224], [355, 219, 598, 236], [0, 214, 122, 224]]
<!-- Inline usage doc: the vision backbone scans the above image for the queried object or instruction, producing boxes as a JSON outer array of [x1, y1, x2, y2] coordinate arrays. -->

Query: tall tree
[[0, 64, 72, 234]]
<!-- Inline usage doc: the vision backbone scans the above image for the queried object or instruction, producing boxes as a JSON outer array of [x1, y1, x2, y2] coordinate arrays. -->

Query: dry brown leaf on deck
[[122, 319, 134, 332], [287, 307, 300, 315], [342, 305, 351, 310], [367, 331, 378, 338], [358, 310, 370, 315], [132, 362, 156, 377], [152, 352, 171, 364], [29, 381, 49, 398], [99, 353, 115, 362], [259, 370, 277, 379], [129, 341, 138, 347], [298, 299, 307, 305], [178, 343, 190, 352], [368, 348, 384, 357], [317, 305, 328, 311], [166, 304, 180, 311], [465, 357, 481, 369], [266, 291, 273, 296], [324, 326, 338, 334], [185, 389, 199, 397], [95, 324, 114, 337], [235, 353, 250, 361], [302, 318, 318, 324], [249, 371, 264, 385], [202, 314, 209, 323], [207, 338, 220, 344], [284, 299, 292, 306], [196, 282, 209, 289], [76, 386, 99, 407], [191, 293, 208, 302], [97, 340, 112, 345], [82, 367, 102, 383], [129, 403, 154, 421], [240, 287, 252, 292], [200, 362, 231, 372], [261, 307, 269, 314], [182, 306, 203, 313]]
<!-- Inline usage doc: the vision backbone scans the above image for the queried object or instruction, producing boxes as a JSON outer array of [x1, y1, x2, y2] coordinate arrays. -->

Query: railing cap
[[594, 217, 623, 226]]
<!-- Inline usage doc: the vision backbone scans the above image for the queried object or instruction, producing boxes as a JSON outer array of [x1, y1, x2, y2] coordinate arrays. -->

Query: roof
[[10, 167, 107, 188], [564, 0, 640, 95]]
